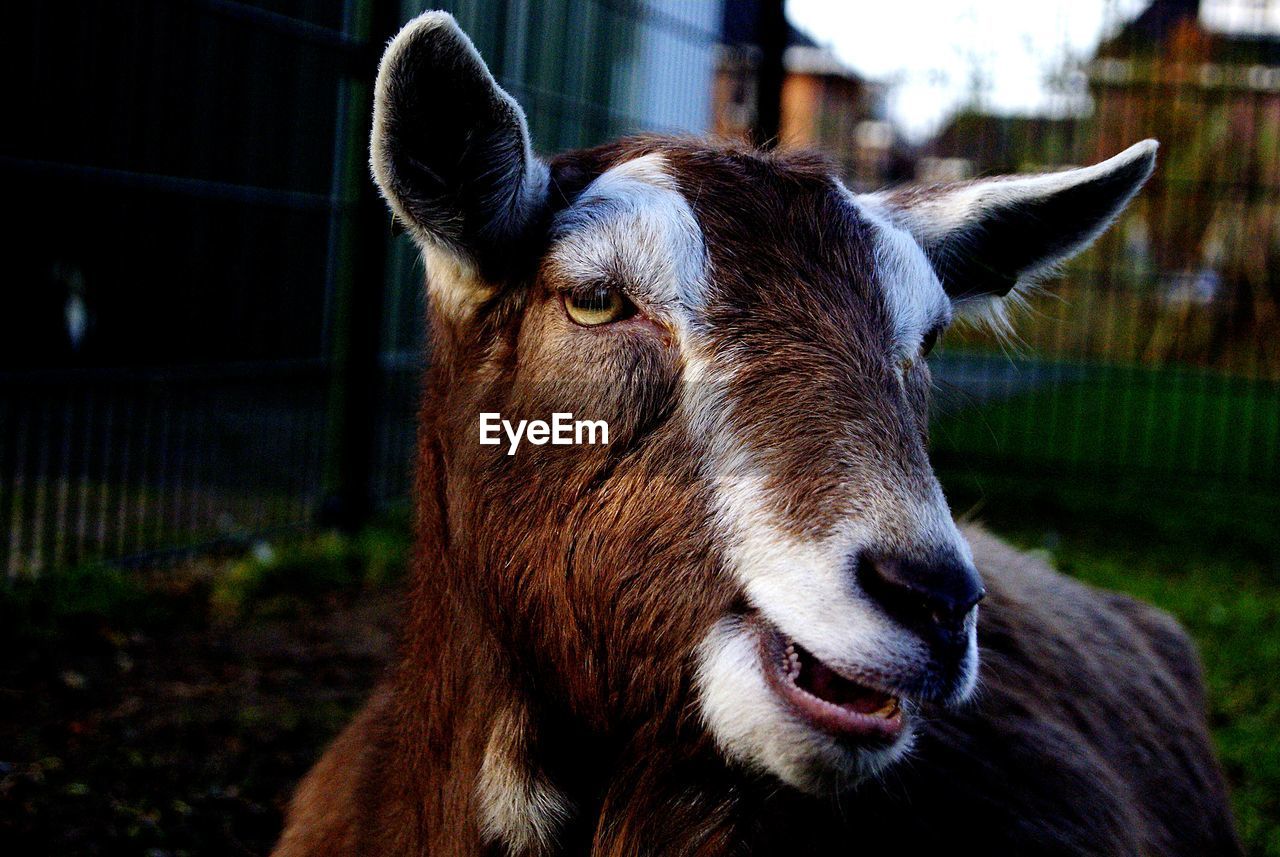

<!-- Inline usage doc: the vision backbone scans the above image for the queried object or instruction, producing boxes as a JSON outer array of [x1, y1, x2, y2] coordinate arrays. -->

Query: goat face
[[373, 13, 1157, 795]]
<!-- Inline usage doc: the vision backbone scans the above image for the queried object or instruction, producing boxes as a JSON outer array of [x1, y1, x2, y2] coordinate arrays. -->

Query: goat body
[[273, 13, 1239, 855]]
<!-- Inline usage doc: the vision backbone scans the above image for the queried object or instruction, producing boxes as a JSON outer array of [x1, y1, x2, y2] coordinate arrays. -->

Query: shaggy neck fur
[[392, 316, 754, 856]]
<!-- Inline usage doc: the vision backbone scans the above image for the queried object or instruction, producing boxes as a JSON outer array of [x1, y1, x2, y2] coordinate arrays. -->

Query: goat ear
[[370, 12, 548, 281], [867, 140, 1158, 301]]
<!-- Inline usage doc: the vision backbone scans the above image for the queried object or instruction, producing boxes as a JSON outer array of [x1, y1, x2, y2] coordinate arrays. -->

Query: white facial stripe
[[874, 218, 952, 350], [861, 193, 1017, 335], [683, 343, 941, 788], [845, 186, 951, 353], [854, 183, 1019, 337], [681, 218, 978, 789], [708, 453, 937, 679], [550, 153, 708, 316]]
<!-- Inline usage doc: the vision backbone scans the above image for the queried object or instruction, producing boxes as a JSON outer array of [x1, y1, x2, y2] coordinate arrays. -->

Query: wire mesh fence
[[3, 0, 1278, 577], [0, 0, 722, 576], [0, 362, 329, 575], [924, 3, 1280, 486]]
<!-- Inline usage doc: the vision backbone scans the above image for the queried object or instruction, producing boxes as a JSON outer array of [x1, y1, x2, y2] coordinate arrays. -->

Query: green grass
[[932, 352, 1280, 855], [0, 560, 178, 649], [1, 509, 411, 647], [932, 358, 1280, 482], [939, 468, 1280, 856], [209, 515, 408, 619]]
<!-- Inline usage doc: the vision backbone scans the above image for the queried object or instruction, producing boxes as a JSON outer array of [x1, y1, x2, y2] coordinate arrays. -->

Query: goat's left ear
[[866, 140, 1157, 300], [370, 12, 548, 281]]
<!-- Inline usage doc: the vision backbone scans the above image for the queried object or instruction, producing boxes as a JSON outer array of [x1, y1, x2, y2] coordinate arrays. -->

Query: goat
[[273, 12, 1240, 856]]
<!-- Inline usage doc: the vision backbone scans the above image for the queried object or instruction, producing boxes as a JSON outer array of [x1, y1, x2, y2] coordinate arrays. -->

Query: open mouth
[[757, 622, 906, 744]]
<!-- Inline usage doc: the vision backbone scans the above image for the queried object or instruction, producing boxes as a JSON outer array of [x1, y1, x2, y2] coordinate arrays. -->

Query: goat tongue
[[795, 644, 896, 714]]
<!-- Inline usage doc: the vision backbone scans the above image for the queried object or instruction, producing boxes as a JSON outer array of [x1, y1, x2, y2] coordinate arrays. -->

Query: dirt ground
[[0, 578, 398, 856], [3, 483, 1277, 854]]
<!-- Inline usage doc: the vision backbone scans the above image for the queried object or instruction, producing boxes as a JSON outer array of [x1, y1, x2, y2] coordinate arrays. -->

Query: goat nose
[[856, 552, 985, 636]]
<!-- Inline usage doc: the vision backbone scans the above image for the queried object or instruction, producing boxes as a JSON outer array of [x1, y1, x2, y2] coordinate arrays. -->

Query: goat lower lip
[[757, 625, 905, 743]]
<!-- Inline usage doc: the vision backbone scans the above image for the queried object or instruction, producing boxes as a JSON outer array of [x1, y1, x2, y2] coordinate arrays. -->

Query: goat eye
[[921, 325, 942, 357], [564, 284, 636, 326]]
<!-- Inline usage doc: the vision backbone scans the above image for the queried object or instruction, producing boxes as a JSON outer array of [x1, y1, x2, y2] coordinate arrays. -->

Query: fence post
[[752, 0, 786, 149], [319, 0, 400, 531]]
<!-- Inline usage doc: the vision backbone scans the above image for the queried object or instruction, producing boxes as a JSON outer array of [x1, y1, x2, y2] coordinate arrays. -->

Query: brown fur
[[275, 518, 1238, 854], [274, 66, 1238, 853]]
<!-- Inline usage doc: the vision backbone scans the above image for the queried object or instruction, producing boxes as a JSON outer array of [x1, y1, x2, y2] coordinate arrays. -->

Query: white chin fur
[[694, 616, 917, 794]]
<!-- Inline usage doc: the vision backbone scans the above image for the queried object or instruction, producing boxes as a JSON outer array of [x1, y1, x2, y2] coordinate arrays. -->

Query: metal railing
[[0, 0, 723, 575], [4, 0, 1278, 576]]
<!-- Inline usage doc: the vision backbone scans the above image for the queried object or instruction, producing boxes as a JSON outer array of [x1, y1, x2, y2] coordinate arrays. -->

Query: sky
[[787, 0, 1152, 141]]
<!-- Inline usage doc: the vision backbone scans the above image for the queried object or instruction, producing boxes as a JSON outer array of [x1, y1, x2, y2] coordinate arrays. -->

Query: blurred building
[[917, 113, 1082, 182], [714, 0, 910, 189], [1090, 0, 1280, 168], [1087, 0, 1280, 364]]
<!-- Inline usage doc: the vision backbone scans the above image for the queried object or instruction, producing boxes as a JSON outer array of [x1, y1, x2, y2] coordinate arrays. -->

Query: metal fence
[[923, 5, 1280, 488], [3, 0, 1278, 577], [0, 0, 722, 576]]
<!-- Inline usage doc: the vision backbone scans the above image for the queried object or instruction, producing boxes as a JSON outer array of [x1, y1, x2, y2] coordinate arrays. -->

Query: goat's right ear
[[371, 12, 548, 284]]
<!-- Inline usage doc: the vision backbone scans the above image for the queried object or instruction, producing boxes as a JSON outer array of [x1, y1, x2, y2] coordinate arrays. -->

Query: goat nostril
[[929, 597, 979, 629], [857, 552, 984, 633]]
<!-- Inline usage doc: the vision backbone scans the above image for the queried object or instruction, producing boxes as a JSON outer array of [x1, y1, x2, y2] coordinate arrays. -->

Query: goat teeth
[[872, 698, 900, 718], [780, 644, 800, 680]]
